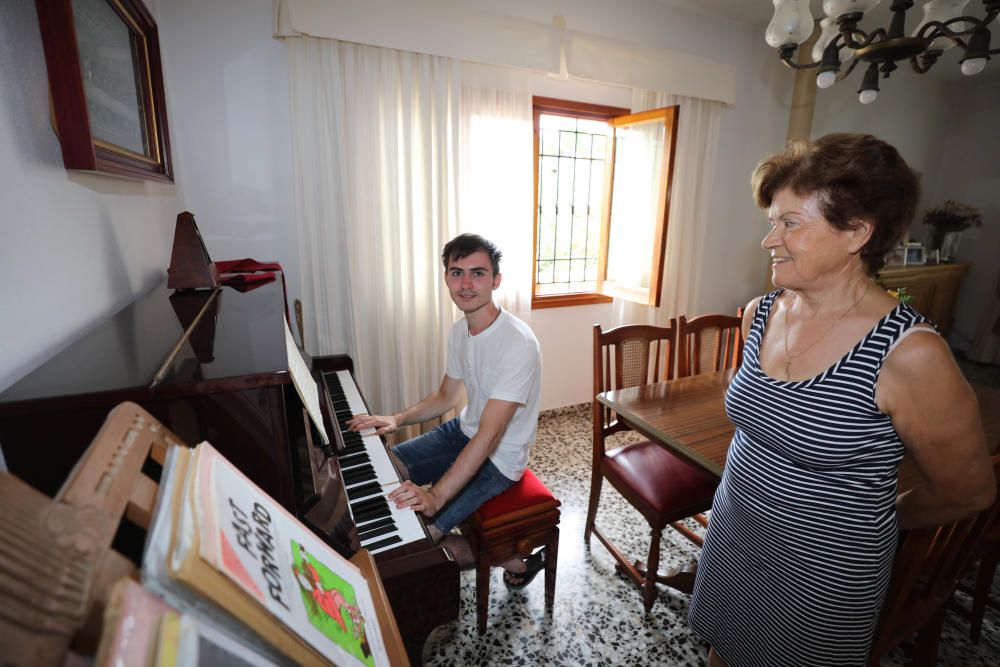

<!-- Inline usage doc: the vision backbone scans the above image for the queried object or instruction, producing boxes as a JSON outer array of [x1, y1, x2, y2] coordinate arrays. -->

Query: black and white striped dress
[[688, 289, 930, 667]]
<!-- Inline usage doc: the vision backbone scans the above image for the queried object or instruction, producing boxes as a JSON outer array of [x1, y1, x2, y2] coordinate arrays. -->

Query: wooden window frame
[[531, 97, 678, 310], [531, 97, 627, 309]]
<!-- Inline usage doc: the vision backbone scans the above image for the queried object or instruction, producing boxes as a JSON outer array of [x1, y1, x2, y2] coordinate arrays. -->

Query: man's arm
[[346, 375, 464, 436], [389, 398, 518, 515]]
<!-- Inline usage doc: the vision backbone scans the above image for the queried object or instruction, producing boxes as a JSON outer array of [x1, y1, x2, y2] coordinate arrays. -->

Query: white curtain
[[287, 38, 460, 415], [608, 89, 724, 327], [287, 39, 534, 414], [457, 63, 534, 318]]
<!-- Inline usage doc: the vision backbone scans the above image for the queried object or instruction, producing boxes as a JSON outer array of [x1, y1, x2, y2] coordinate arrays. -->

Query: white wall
[[810, 67, 1000, 353], [0, 0, 182, 391], [0, 0, 793, 413], [155, 0, 300, 332], [924, 82, 1000, 351], [476, 1, 791, 409]]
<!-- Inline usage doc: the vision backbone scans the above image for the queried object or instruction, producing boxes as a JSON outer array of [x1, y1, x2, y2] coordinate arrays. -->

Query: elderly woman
[[688, 133, 995, 667]]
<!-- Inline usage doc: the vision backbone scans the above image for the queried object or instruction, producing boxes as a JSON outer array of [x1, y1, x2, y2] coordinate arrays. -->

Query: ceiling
[[659, 0, 998, 81], [655, 0, 801, 27]]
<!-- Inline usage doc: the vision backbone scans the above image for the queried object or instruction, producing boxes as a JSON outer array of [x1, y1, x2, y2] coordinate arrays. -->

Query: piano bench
[[459, 469, 561, 635]]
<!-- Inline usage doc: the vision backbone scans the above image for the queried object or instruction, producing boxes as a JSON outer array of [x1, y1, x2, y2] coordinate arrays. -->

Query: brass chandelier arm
[[769, 0, 997, 101]]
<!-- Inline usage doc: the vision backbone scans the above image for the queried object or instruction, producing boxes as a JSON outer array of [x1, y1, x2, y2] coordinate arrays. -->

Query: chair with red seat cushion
[[585, 322, 718, 612], [460, 469, 560, 634]]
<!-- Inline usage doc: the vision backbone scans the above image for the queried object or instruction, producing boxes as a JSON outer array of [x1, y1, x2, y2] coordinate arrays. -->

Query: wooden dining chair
[[866, 453, 1000, 666], [585, 322, 718, 612], [676, 313, 744, 378], [965, 513, 1000, 642]]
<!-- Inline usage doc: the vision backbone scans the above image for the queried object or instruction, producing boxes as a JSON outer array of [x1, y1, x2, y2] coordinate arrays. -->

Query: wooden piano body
[[0, 277, 459, 663]]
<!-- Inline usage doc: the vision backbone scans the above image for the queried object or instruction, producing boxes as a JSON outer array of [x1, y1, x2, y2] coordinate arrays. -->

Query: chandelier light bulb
[[823, 0, 882, 19], [766, 0, 814, 47], [960, 57, 987, 75], [859, 89, 879, 104], [816, 70, 838, 88]]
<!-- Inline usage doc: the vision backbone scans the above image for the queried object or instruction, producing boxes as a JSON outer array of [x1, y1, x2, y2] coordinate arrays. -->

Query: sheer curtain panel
[[287, 38, 460, 415], [608, 89, 723, 327], [458, 63, 534, 318]]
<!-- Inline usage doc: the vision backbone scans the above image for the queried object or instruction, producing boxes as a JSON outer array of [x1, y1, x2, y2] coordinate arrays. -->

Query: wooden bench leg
[[545, 527, 559, 609], [476, 559, 491, 635]]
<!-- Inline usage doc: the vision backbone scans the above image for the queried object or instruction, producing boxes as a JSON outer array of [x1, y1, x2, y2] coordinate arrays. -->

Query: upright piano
[[0, 277, 459, 663]]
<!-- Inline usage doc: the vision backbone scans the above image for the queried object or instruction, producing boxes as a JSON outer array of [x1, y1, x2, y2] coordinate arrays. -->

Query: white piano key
[[327, 369, 426, 551], [334, 370, 368, 416], [355, 499, 425, 554], [340, 433, 400, 487]]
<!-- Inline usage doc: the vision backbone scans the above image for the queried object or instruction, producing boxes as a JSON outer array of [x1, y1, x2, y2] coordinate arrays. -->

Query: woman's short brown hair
[[751, 133, 920, 274]]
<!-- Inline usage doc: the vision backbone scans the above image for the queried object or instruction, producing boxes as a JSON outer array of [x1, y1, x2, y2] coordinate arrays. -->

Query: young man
[[346, 234, 543, 587]]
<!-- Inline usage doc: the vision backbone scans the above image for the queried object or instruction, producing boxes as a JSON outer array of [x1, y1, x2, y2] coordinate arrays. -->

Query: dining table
[[595, 368, 1000, 592]]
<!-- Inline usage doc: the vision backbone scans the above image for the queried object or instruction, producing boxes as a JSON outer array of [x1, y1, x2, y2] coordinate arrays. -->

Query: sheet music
[[283, 321, 330, 445]]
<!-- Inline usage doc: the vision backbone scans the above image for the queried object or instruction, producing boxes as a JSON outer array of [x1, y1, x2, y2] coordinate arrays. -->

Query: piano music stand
[[0, 402, 409, 666]]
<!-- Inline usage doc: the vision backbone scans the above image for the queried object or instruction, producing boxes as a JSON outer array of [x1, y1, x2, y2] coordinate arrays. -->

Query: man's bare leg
[[426, 525, 526, 574]]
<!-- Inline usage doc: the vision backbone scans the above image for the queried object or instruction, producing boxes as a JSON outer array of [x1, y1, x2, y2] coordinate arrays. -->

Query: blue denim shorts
[[392, 417, 515, 533]]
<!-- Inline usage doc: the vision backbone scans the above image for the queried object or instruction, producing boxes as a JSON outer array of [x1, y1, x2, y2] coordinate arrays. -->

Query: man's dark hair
[[441, 234, 502, 276]]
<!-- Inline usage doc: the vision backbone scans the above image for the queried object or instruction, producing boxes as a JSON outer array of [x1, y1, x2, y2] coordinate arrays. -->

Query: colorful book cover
[[194, 442, 387, 667]]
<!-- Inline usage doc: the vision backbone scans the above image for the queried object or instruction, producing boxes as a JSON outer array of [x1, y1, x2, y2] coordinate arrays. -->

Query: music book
[[283, 320, 330, 445], [154, 610, 291, 667], [142, 442, 387, 667]]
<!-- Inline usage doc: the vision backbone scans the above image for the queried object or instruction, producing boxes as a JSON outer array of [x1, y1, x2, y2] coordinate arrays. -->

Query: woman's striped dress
[[688, 289, 930, 667]]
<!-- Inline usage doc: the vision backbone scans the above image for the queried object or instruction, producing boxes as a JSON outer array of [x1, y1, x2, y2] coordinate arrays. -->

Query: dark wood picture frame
[[35, 0, 173, 182]]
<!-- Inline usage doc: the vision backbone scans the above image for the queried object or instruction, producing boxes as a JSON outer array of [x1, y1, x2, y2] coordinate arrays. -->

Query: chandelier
[[766, 0, 999, 103]]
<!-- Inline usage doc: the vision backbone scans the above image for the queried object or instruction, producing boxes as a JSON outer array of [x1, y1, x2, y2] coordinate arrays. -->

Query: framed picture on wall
[[35, 0, 173, 182]]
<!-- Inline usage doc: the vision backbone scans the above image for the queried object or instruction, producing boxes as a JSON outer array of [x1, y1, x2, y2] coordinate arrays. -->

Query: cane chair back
[[677, 313, 744, 378], [586, 322, 717, 612]]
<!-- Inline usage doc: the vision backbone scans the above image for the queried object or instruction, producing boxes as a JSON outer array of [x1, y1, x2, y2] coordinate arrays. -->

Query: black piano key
[[354, 503, 391, 522], [345, 481, 381, 499], [355, 516, 395, 534], [342, 461, 374, 475], [358, 522, 398, 541], [350, 496, 387, 514], [342, 465, 375, 483], [362, 535, 403, 551], [338, 452, 370, 467]]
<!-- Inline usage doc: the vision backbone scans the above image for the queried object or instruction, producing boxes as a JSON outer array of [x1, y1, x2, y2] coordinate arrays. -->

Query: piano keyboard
[[322, 370, 425, 554]]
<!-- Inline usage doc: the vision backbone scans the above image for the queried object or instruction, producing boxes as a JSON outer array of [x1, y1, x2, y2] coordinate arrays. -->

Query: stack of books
[[95, 441, 390, 667]]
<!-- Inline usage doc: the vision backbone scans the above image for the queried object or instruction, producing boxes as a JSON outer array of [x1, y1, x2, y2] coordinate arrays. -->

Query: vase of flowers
[[922, 200, 982, 259]]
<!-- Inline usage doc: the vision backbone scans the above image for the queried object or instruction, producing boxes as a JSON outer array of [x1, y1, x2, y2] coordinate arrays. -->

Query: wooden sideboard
[[877, 262, 971, 337]]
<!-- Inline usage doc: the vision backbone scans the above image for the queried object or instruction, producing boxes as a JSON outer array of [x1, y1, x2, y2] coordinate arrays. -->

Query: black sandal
[[503, 548, 545, 590]]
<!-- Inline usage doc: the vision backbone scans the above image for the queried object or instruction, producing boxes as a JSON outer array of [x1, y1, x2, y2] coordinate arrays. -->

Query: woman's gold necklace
[[782, 281, 872, 380]]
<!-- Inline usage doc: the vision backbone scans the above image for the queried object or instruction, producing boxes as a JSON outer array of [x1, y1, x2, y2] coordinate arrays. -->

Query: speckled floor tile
[[419, 403, 1000, 666]]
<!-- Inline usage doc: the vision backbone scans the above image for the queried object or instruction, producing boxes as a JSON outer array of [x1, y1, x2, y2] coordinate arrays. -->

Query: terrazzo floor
[[420, 403, 1000, 666]]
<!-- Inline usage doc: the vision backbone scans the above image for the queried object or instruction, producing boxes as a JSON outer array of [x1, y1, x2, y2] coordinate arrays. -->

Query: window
[[532, 97, 678, 309]]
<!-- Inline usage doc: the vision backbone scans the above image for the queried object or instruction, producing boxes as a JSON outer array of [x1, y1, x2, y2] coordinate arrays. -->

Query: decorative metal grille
[[535, 114, 609, 295]]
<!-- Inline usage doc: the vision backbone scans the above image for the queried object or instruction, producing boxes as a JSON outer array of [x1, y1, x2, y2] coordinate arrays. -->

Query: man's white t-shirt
[[445, 309, 541, 481]]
